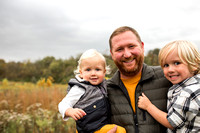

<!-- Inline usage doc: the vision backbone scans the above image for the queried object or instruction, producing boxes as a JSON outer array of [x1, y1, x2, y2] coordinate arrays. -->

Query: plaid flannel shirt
[[167, 74, 200, 133]]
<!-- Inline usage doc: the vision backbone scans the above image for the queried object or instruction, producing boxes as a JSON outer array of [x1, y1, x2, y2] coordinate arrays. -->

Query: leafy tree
[[5, 61, 23, 81], [35, 56, 55, 78], [62, 56, 78, 83], [0, 59, 6, 79], [144, 48, 160, 66], [49, 59, 65, 83]]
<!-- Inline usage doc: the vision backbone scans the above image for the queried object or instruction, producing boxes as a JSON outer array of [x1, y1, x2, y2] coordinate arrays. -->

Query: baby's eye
[[86, 68, 91, 71], [96, 68, 101, 71], [163, 64, 169, 68], [174, 62, 180, 65]]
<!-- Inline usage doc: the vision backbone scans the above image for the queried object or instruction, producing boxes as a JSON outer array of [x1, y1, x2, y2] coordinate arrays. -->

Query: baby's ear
[[79, 70, 83, 78], [79, 75, 83, 79]]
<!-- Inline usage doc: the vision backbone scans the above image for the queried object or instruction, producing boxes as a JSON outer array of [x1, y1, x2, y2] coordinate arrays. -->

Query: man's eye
[[116, 48, 122, 52], [129, 45, 135, 48], [163, 64, 169, 68]]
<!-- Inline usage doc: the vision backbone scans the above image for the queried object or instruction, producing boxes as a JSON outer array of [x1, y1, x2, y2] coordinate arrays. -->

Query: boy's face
[[79, 56, 106, 85], [162, 49, 193, 85]]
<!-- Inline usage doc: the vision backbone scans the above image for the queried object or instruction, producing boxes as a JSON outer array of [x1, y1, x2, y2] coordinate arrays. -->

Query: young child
[[138, 40, 200, 133], [58, 49, 126, 133]]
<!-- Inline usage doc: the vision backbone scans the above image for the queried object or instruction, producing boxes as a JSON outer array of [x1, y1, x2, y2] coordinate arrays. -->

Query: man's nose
[[123, 48, 131, 58]]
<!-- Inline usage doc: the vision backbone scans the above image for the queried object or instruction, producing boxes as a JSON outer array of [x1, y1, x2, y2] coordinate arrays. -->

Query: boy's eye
[[174, 62, 180, 65], [163, 64, 169, 68]]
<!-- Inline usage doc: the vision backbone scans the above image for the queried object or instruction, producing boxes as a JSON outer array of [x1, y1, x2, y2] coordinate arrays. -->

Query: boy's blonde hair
[[74, 49, 110, 75], [159, 40, 200, 75]]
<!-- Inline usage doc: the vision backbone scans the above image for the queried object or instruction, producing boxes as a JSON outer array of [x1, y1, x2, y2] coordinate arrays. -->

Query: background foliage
[[0, 48, 160, 84]]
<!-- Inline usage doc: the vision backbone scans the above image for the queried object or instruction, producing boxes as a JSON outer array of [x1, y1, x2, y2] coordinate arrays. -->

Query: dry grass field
[[0, 79, 76, 133]]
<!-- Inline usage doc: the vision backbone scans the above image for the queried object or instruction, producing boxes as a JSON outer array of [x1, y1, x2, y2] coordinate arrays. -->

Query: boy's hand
[[138, 93, 152, 110], [65, 108, 86, 121]]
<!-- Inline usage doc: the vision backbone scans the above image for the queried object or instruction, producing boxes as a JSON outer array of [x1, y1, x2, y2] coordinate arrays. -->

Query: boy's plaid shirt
[[167, 74, 200, 133]]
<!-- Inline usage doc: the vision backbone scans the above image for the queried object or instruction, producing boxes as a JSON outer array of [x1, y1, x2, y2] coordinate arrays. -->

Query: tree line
[[0, 48, 160, 84]]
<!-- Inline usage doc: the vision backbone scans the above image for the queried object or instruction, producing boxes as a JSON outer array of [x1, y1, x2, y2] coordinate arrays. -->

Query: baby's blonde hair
[[74, 49, 110, 75], [159, 40, 200, 75]]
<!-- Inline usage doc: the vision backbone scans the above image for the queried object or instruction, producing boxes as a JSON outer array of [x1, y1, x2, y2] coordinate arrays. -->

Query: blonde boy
[[138, 40, 200, 133]]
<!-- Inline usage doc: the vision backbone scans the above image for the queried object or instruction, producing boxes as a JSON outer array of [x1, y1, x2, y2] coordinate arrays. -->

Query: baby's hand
[[66, 108, 86, 121], [138, 93, 152, 110]]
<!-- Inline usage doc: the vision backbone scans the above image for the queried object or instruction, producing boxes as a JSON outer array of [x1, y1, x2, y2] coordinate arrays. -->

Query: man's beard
[[114, 54, 144, 77]]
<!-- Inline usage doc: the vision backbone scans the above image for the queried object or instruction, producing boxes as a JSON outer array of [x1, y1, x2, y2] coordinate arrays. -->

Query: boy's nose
[[168, 65, 175, 72]]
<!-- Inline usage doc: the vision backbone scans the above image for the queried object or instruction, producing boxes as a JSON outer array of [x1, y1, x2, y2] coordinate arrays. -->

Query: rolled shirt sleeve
[[167, 89, 200, 129]]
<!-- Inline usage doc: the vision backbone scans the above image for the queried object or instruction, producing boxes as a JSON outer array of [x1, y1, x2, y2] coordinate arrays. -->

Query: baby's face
[[79, 56, 106, 85]]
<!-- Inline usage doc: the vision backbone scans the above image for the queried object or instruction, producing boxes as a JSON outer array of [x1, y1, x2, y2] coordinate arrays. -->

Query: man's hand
[[107, 126, 117, 133], [65, 108, 86, 121]]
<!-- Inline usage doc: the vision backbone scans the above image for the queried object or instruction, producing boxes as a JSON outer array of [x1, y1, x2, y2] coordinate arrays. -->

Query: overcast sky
[[1, 0, 200, 62]]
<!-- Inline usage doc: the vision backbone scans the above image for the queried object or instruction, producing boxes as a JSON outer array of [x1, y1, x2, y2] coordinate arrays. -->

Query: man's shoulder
[[107, 78, 116, 87], [107, 71, 120, 84], [145, 64, 162, 71], [150, 65, 163, 75], [143, 64, 164, 78]]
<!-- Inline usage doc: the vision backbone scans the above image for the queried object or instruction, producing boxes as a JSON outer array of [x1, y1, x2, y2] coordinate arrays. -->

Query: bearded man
[[107, 26, 172, 133]]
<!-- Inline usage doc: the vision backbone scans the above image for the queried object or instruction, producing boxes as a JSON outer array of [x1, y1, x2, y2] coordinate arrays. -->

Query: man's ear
[[110, 49, 114, 60], [141, 42, 144, 50]]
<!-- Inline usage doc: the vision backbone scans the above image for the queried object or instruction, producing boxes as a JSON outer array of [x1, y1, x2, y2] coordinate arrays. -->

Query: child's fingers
[[79, 109, 86, 116], [74, 109, 86, 120], [73, 113, 82, 120], [142, 93, 146, 97]]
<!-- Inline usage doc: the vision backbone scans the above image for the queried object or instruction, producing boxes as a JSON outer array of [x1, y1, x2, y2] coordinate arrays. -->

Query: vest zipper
[[136, 81, 146, 122]]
